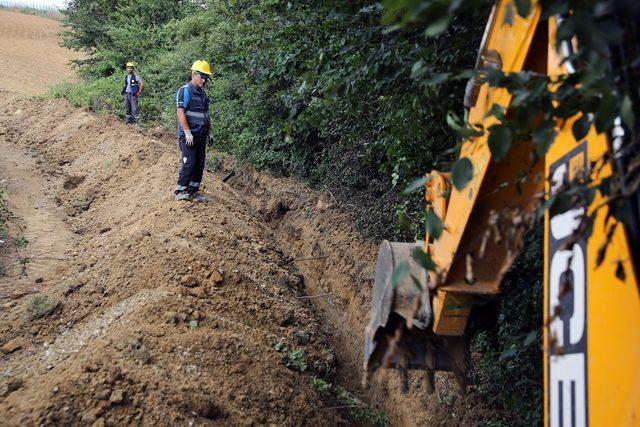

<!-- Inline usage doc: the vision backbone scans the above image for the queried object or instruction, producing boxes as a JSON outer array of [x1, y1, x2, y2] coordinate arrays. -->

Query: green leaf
[[402, 176, 430, 195], [412, 247, 436, 271], [294, 330, 310, 345], [514, 0, 531, 17], [484, 104, 506, 122], [556, 16, 576, 43], [532, 120, 556, 157], [621, 95, 635, 130], [447, 113, 483, 139], [274, 342, 288, 352], [446, 111, 463, 131], [286, 349, 307, 372], [549, 192, 573, 217], [572, 114, 590, 141], [488, 125, 513, 161], [425, 209, 444, 240], [410, 275, 424, 291], [595, 92, 617, 133], [523, 330, 537, 347], [451, 157, 474, 191], [499, 345, 517, 361], [484, 68, 505, 87], [380, 8, 398, 26], [422, 72, 452, 86], [391, 262, 409, 289], [425, 14, 452, 37], [411, 59, 428, 79]]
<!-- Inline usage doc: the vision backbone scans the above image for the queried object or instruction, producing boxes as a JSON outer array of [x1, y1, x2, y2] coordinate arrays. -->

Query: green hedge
[[57, 1, 488, 239]]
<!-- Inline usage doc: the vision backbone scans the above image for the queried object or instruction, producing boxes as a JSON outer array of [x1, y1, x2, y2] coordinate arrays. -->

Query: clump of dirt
[[62, 175, 85, 190]]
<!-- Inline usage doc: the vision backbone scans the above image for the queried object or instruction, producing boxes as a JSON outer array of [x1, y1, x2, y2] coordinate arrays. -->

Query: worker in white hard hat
[[121, 62, 144, 124], [174, 60, 212, 202]]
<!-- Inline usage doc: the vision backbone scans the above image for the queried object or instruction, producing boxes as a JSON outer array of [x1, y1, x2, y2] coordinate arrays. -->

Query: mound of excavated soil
[[0, 97, 354, 425], [0, 10, 80, 95], [0, 95, 508, 425]]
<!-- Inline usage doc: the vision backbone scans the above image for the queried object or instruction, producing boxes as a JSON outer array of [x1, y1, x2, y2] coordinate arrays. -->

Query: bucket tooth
[[363, 240, 469, 394]]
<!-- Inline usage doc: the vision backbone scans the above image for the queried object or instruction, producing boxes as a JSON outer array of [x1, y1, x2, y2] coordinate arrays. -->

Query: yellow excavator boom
[[363, 1, 640, 425]]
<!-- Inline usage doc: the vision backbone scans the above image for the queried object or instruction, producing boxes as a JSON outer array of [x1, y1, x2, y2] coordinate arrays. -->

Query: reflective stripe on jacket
[[176, 82, 210, 138]]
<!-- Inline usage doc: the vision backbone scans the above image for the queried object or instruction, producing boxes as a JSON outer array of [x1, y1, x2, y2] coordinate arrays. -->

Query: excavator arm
[[364, 0, 547, 376], [363, 1, 640, 425]]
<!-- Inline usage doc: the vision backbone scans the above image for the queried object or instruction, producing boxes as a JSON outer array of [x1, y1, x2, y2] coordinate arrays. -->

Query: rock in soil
[[1, 338, 25, 354], [180, 275, 199, 288], [109, 389, 125, 404]]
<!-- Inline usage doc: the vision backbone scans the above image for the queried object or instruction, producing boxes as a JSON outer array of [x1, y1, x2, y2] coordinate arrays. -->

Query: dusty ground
[[0, 10, 80, 95], [0, 96, 361, 425], [0, 10, 506, 427]]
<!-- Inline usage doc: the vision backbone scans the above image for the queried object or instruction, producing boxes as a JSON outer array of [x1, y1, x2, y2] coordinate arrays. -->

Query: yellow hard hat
[[126, 62, 135, 68], [191, 60, 211, 76]]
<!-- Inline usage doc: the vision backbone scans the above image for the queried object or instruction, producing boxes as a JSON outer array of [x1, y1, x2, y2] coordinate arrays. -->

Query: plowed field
[[0, 10, 79, 95]]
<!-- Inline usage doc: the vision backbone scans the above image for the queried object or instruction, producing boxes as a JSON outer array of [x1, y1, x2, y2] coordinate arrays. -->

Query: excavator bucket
[[363, 240, 469, 393]]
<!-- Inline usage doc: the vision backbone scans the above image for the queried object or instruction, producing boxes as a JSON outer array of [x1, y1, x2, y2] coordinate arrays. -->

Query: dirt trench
[[0, 94, 499, 426], [0, 96, 354, 425], [217, 153, 489, 427]]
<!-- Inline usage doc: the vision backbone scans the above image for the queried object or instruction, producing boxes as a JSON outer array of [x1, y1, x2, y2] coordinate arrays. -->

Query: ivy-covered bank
[[57, 0, 548, 424]]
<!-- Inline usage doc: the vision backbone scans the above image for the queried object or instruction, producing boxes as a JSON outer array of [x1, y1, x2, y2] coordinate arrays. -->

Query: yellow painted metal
[[407, 1, 640, 420], [431, 289, 472, 336], [431, 0, 541, 279], [422, 3, 640, 422], [544, 19, 640, 427], [430, 0, 544, 335]]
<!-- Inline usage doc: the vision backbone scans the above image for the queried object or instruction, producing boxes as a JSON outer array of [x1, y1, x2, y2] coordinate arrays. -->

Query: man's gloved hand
[[206, 134, 213, 146], [184, 130, 194, 146]]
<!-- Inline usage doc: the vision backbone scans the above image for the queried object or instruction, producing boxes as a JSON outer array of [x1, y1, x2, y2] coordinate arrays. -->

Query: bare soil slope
[[0, 97, 356, 425], [0, 10, 79, 95]]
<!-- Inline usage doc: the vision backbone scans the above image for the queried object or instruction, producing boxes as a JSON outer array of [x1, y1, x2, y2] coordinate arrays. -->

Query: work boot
[[175, 191, 192, 201], [191, 193, 208, 203]]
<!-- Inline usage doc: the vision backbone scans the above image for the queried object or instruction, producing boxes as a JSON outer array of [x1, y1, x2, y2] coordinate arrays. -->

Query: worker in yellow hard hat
[[121, 61, 144, 124], [174, 60, 212, 201]]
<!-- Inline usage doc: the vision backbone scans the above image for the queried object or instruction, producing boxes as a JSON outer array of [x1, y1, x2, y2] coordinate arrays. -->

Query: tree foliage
[[60, 0, 485, 239]]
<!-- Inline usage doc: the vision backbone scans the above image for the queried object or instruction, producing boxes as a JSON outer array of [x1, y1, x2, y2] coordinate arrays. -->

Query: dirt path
[[0, 130, 73, 296]]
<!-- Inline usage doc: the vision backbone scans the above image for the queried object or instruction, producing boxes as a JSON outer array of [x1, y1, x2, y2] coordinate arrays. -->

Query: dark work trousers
[[124, 93, 140, 123], [175, 134, 207, 194]]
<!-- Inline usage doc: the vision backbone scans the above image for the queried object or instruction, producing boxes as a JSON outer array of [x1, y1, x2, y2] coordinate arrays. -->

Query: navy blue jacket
[[176, 82, 210, 138], [122, 74, 142, 95]]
